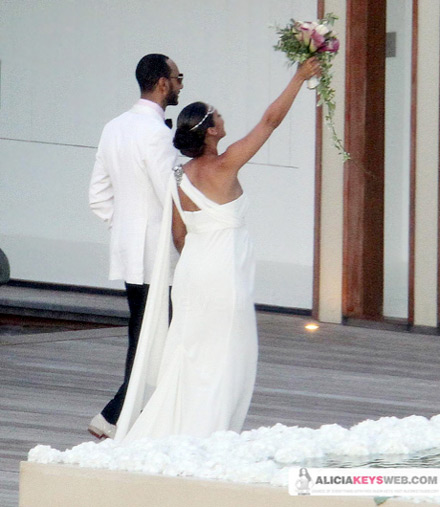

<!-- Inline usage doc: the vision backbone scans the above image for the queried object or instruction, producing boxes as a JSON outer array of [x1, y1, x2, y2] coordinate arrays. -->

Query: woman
[[115, 57, 320, 442], [296, 467, 313, 495]]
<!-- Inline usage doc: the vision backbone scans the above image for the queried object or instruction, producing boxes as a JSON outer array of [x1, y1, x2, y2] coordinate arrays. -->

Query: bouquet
[[274, 13, 349, 161]]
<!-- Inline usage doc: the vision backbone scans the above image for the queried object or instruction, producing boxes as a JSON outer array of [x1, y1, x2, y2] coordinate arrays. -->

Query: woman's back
[[180, 157, 244, 209]]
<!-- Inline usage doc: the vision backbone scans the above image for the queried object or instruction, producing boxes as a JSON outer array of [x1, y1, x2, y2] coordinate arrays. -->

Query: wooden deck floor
[[2, 313, 440, 506]]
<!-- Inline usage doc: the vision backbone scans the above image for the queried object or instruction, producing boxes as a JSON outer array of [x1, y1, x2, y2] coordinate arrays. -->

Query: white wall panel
[[413, 0, 440, 327], [383, 0, 412, 318], [0, 139, 120, 288], [317, 0, 345, 323]]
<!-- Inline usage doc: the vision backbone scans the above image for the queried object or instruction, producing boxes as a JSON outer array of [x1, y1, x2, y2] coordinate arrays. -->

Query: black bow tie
[[165, 118, 173, 129]]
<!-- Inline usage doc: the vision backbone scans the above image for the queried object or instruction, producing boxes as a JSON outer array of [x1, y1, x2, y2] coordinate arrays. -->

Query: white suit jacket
[[89, 99, 178, 284]]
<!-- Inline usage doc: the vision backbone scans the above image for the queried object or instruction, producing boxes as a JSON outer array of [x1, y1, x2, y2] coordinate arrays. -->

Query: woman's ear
[[206, 126, 217, 136]]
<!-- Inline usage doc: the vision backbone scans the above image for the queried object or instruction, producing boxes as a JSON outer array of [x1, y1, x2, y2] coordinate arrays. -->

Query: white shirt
[[89, 99, 178, 284]]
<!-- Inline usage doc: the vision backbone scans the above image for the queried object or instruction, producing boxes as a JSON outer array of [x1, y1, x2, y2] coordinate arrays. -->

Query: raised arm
[[218, 57, 320, 172]]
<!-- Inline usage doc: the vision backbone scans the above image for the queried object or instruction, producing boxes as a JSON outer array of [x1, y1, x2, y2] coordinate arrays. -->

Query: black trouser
[[101, 283, 150, 425], [101, 283, 172, 425]]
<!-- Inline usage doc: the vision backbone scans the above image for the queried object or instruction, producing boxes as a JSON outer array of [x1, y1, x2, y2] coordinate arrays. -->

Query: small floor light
[[305, 323, 319, 331]]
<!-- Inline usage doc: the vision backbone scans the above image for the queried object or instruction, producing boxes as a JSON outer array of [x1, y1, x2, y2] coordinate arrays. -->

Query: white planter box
[[19, 462, 438, 507]]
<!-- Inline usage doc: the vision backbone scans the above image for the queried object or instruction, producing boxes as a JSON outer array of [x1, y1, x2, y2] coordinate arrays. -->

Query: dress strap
[[172, 164, 184, 187], [170, 170, 185, 219], [115, 177, 174, 441]]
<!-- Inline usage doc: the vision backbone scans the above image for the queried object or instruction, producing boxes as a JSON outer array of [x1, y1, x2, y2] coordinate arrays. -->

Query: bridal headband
[[189, 104, 215, 131]]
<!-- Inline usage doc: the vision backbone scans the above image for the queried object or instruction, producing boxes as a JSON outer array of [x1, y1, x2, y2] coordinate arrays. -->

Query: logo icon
[[295, 467, 314, 495]]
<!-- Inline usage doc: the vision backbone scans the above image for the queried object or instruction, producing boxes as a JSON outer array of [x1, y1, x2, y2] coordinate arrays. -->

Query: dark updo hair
[[173, 102, 215, 158]]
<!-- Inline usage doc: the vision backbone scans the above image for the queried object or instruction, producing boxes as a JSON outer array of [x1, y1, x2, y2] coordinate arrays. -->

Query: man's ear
[[157, 76, 170, 94]]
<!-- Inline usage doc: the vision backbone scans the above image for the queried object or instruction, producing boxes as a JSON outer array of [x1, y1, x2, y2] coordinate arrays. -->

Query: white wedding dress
[[115, 167, 258, 442]]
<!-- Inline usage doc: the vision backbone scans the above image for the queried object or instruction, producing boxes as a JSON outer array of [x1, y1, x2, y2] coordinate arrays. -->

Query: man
[[88, 54, 183, 439]]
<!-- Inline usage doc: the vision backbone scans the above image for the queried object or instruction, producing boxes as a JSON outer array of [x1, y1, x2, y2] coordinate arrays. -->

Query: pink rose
[[309, 30, 325, 52], [318, 38, 340, 53], [299, 22, 314, 46]]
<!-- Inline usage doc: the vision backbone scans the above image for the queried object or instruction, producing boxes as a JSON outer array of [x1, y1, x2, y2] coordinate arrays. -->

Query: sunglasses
[[169, 73, 184, 85]]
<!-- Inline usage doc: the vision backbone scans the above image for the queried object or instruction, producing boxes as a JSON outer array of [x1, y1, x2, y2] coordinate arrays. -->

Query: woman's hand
[[297, 57, 321, 81]]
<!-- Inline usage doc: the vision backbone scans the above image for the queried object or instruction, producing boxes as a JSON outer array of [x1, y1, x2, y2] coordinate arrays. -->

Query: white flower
[[315, 23, 331, 35], [28, 444, 63, 464]]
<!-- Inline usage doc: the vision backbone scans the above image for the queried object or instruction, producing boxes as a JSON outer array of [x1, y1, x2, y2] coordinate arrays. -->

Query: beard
[[166, 88, 179, 106]]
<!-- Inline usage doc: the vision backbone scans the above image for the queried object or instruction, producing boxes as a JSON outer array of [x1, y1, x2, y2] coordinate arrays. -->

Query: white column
[[317, 0, 346, 323], [414, 0, 440, 326]]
